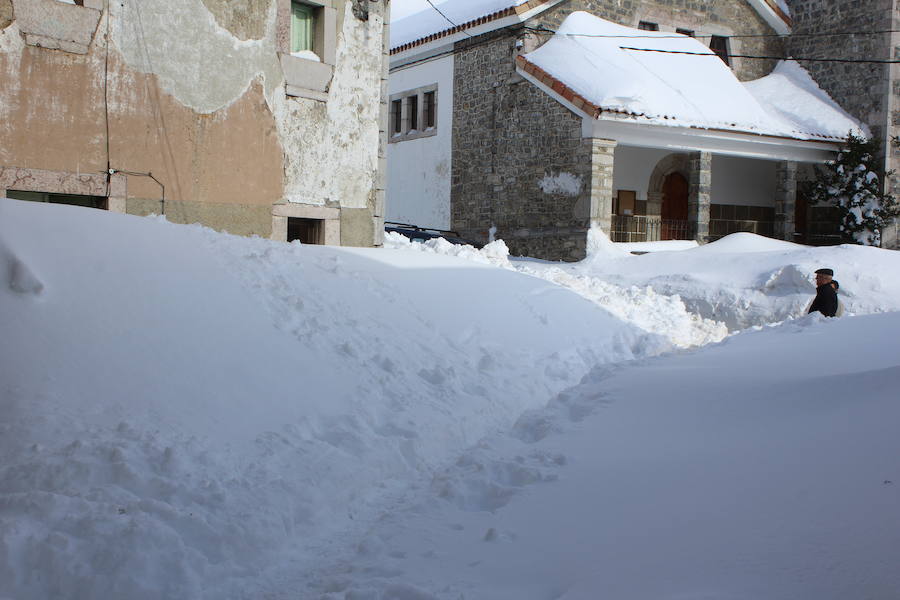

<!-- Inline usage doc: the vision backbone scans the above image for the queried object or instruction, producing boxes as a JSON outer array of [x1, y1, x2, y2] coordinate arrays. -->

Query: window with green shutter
[[291, 1, 316, 54]]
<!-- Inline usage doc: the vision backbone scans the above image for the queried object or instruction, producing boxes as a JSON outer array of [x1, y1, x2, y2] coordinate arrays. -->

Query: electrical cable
[[393, 22, 900, 69], [522, 25, 900, 40], [424, 0, 473, 38], [615, 45, 900, 64], [103, 0, 111, 197]]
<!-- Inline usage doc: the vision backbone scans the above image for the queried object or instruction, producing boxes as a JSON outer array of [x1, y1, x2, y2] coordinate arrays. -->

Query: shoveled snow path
[[288, 312, 900, 600]]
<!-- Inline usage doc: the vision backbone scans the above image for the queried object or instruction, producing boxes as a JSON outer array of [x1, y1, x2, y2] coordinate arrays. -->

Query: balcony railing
[[610, 215, 692, 242]]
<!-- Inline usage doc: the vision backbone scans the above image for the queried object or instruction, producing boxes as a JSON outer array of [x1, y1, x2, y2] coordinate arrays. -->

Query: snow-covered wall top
[[522, 12, 863, 141]]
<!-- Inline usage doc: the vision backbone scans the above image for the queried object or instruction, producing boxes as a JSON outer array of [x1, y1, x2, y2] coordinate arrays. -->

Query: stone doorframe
[[647, 153, 690, 218], [271, 202, 341, 245], [647, 152, 711, 242]]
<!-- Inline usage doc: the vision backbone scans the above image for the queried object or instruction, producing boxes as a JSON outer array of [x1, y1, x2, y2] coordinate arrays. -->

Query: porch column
[[774, 160, 797, 241], [589, 138, 617, 234], [688, 151, 711, 242], [646, 192, 663, 216]]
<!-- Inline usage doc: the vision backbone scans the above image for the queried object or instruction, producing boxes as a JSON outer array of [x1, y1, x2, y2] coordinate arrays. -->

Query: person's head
[[831, 279, 840, 291], [814, 268, 834, 286]]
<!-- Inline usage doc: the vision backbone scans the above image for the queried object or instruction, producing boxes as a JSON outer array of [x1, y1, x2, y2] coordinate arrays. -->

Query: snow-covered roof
[[517, 12, 864, 144], [390, 0, 792, 54], [390, 0, 559, 53]]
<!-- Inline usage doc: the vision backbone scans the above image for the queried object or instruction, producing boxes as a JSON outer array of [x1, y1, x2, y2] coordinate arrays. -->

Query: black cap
[[815, 268, 834, 276]]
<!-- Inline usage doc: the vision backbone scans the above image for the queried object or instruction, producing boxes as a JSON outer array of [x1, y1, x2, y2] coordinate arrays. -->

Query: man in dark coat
[[808, 268, 838, 317]]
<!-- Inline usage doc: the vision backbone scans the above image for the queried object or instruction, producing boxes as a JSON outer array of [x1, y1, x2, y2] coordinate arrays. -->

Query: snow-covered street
[[2, 198, 900, 599]]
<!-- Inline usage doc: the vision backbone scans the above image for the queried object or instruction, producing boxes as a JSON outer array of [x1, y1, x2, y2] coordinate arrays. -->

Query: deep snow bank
[[303, 311, 900, 599], [385, 231, 729, 348], [0, 199, 665, 599], [516, 232, 900, 331]]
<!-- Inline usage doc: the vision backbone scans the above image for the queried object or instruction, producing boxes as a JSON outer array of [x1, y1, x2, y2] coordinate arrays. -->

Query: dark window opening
[[676, 28, 694, 37], [408, 95, 418, 131], [424, 91, 436, 129], [7, 189, 107, 209], [638, 21, 659, 31], [391, 99, 402, 134], [287, 217, 323, 244], [710, 35, 730, 66]]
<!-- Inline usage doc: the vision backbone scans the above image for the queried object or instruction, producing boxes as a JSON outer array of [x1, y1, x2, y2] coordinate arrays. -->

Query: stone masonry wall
[[787, 0, 899, 248], [452, 30, 592, 260], [450, 0, 784, 260]]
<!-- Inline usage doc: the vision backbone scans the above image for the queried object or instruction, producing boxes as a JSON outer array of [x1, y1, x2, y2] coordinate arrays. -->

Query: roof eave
[[390, 0, 566, 60], [516, 57, 841, 163], [746, 0, 792, 35]]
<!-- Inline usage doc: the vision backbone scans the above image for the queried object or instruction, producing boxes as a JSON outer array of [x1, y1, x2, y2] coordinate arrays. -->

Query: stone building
[[785, 0, 900, 249], [386, 0, 874, 260], [0, 0, 389, 246]]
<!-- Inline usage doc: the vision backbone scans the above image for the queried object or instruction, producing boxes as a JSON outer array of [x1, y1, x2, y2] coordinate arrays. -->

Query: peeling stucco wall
[[273, 0, 385, 210], [111, 0, 281, 114], [1, 0, 388, 245], [201, 0, 271, 40]]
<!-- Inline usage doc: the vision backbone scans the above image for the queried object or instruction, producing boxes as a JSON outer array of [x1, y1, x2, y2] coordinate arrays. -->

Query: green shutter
[[291, 2, 315, 53]]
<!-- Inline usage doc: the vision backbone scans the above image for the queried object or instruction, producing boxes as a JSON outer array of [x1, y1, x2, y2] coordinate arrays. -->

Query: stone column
[[688, 151, 711, 242], [107, 172, 128, 214], [774, 160, 797, 241], [588, 138, 617, 234], [646, 191, 663, 217]]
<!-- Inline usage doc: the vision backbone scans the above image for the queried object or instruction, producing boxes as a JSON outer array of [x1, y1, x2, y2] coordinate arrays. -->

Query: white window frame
[[389, 84, 438, 143], [278, 0, 337, 101]]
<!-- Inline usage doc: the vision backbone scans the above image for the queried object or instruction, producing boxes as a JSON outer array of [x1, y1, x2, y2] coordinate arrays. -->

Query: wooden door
[[661, 172, 688, 240]]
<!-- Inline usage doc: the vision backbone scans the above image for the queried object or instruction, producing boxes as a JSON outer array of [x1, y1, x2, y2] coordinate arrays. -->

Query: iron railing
[[609, 215, 692, 242]]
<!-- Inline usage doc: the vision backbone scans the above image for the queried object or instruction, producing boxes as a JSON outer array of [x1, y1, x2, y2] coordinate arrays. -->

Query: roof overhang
[[516, 63, 839, 163], [745, 0, 792, 35], [390, 0, 566, 68]]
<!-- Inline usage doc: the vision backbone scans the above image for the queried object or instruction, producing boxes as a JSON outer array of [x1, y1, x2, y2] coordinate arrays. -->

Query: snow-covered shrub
[[805, 132, 900, 246]]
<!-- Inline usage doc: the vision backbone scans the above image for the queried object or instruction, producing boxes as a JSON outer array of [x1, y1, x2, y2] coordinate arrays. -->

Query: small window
[[638, 21, 659, 31], [407, 95, 418, 132], [388, 84, 438, 143], [424, 91, 436, 129], [676, 28, 694, 37], [287, 217, 323, 244], [391, 99, 402, 135], [710, 35, 730, 66], [291, 1, 316, 55]]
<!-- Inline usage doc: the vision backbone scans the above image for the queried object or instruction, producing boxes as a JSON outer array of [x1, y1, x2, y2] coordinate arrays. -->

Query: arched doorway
[[661, 172, 688, 240]]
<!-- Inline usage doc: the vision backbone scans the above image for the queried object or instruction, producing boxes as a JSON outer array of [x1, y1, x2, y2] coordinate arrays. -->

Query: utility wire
[[617, 45, 900, 64], [424, 0, 473, 38], [103, 0, 112, 197], [522, 25, 900, 40], [395, 18, 900, 67], [392, 24, 900, 72]]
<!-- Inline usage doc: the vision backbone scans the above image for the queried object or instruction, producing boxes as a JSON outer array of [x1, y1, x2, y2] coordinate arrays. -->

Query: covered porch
[[515, 12, 864, 251]]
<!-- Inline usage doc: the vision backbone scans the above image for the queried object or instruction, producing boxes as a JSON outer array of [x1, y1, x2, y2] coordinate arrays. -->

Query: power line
[[393, 20, 900, 70], [522, 25, 900, 40], [617, 45, 900, 64], [424, 0, 473, 39]]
